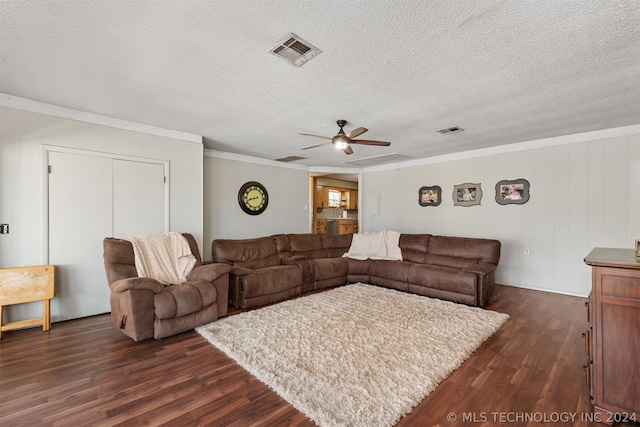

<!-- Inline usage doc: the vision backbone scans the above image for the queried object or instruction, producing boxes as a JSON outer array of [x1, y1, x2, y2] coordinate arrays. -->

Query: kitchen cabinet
[[338, 219, 354, 235], [314, 186, 324, 208], [315, 186, 342, 208], [315, 219, 357, 235], [349, 190, 358, 209], [338, 189, 358, 210], [315, 186, 358, 210]]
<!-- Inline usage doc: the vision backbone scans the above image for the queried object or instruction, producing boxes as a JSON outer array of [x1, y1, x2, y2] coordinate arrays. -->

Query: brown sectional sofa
[[212, 232, 501, 309]]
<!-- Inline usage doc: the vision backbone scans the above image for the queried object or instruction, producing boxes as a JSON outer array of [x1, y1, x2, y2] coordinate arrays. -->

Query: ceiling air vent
[[437, 126, 465, 135], [271, 33, 321, 67], [274, 155, 307, 163]]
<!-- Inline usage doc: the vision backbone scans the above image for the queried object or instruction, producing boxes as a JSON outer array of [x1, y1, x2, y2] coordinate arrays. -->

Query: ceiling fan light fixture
[[300, 119, 391, 155], [335, 140, 349, 150], [333, 135, 349, 149]]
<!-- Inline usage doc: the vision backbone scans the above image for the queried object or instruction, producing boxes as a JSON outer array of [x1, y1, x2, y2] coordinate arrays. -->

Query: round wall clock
[[238, 181, 269, 215]]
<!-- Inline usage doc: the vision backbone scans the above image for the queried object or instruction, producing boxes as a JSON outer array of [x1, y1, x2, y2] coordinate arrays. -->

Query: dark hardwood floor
[[0, 285, 635, 426]]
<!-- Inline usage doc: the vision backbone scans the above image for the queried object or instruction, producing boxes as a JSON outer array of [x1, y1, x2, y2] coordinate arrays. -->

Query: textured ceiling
[[1, 1, 639, 168]]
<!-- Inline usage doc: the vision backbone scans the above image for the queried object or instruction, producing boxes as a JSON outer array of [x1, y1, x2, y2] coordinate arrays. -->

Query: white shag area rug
[[196, 283, 509, 427]]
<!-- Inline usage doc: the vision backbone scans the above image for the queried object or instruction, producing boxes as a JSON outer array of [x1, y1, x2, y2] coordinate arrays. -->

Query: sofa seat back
[[285, 234, 326, 259], [212, 236, 281, 269], [274, 233, 353, 260], [398, 234, 432, 263], [104, 233, 204, 283], [320, 234, 353, 258], [427, 236, 501, 267]]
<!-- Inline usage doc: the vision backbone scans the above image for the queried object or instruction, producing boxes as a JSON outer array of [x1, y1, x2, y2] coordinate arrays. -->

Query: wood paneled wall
[[361, 132, 640, 297]]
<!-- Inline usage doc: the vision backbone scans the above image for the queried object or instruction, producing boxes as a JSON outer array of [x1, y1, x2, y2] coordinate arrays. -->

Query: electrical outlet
[[524, 248, 530, 256], [0, 224, 9, 234]]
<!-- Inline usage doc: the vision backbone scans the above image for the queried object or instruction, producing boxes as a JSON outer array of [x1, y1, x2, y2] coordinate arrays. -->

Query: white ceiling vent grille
[[274, 155, 307, 162], [437, 126, 464, 135], [271, 33, 321, 67]]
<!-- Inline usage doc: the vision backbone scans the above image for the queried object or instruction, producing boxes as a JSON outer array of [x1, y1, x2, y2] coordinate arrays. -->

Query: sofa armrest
[[463, 263, 496, 276], [109, 277, 164, 294], [187, 263, 231, 282], [464, 263, 497, 306]]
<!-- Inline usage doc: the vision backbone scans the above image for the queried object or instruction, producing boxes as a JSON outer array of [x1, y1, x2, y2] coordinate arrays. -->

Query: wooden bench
[[0, 265, 55, 339]]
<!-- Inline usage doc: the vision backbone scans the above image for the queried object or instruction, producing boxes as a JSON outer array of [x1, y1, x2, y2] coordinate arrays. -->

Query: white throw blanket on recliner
[[128, 232, 197, 285]]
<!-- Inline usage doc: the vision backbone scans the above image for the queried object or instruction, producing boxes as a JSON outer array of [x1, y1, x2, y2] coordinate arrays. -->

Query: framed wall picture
[[495, 179, 530, 205], [453, 183, 482, 207], [419, 185, 442, 206]]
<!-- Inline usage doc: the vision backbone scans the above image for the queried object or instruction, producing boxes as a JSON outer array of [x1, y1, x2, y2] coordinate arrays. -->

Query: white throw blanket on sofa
[[128, 232, 197, 285], [343, 230, 403, 260]]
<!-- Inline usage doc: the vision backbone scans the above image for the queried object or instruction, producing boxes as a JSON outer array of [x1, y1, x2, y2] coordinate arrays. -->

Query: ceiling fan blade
[[346, 127, 368, 139], [350, 139, 391, 146], [302, 142, 330, 150], [343, 145, 354, 155], [299, 133, 332, 140]]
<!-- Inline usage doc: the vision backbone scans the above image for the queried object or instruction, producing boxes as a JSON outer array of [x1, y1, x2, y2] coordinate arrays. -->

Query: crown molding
[[363, 124, 640, 173], [0, 93, 202, 144], [204, 149, 310, 171]]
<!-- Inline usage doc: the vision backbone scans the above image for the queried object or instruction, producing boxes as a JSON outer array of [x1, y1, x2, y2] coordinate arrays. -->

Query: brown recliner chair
[[103, 233, 231, 341]]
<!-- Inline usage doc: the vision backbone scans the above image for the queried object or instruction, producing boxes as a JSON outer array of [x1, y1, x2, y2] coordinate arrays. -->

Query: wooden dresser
[[584, 248, 639, 424]]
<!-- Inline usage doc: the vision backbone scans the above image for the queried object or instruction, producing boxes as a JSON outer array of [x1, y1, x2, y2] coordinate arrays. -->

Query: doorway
[[310, 172, 360, 235]]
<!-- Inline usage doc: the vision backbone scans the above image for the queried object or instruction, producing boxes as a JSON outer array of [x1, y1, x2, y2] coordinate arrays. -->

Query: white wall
[[360, 128, 640, 297], [203, 152, 311, 261], [2, 93, 638, 322], [0, 103, 203, 322]]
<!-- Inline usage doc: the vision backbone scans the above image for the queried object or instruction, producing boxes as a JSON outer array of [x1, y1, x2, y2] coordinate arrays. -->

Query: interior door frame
[[41, 145, 170, 263]]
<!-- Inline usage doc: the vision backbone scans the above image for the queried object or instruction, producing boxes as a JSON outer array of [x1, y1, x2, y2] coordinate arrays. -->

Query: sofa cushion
[[288, 234, 326, 259], [346, 258, 371, 276], [321, 234, 352, 258], [212, 237, 280, 268], [154, 280, 216, 319], [236, 254, 282, 270], [371, 259, 411, 282], [428, 236, 500, 265], [425, 254, 478, 269], [399, 234, 431, 263], [241, 265, 302, 298], [103, 238, 138, 283], [312, 257, 349, 280], [289, 234, 322, 251], [272, 234, 290, 253], [320, 233, 353, 249], [407, 264, 477, 296]]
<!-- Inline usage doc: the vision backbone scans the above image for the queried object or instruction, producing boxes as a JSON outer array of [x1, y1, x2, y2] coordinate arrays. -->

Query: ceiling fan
[[300, 120, 391, 155]]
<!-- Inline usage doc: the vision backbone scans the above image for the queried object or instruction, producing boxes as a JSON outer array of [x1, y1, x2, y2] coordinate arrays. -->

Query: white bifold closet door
[[48, 151, 165, 321], [113, 159, 165, 237]]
